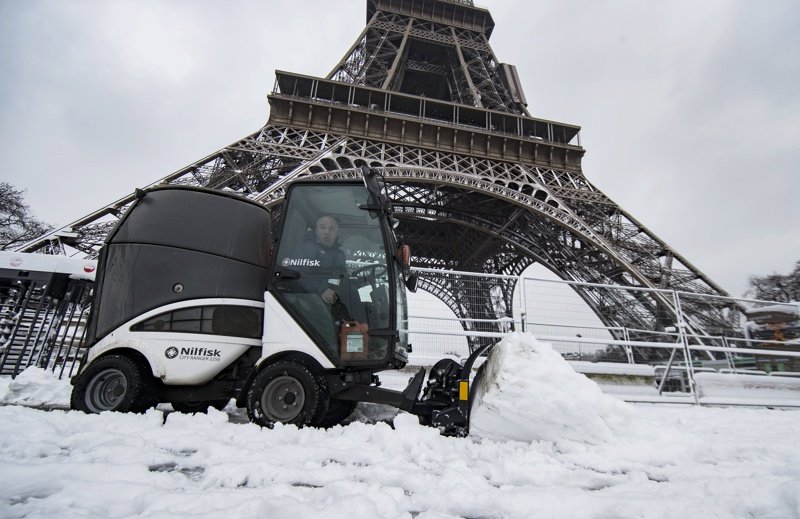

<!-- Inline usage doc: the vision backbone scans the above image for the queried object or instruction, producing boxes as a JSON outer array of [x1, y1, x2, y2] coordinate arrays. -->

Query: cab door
[[269, 182, 396, 366]]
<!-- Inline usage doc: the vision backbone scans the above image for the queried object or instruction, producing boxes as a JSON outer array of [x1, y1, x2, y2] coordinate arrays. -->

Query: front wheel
[[71, 354, 156, 414], [246, 361, 324, 427]]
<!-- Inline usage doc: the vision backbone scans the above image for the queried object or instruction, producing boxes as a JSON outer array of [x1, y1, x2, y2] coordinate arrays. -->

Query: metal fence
[[407, 267, 800, 404], [2, 264, 799, 407], [0, 278, 92, 379]]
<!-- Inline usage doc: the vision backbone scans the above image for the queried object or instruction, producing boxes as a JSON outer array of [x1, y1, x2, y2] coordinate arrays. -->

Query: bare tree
[[747, 260, 800, 302], [0, 182, 53, 251]]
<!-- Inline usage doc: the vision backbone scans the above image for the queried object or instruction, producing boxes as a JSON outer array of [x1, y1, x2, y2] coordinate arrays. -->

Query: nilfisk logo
[[165, 346, 222, 362], [282, 257, 320, 267]]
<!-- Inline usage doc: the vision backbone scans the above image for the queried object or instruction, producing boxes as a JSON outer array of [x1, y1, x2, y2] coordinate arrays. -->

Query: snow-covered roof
[[745, 303, 800, 323]]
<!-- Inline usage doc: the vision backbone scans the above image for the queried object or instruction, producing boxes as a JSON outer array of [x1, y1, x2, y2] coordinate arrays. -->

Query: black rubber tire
[[309, 376, 331, 427], [171, 399, 230, 414], [70, 354, 156, 414], [246, 361, 324, 428], [315, 398, 359, 428]]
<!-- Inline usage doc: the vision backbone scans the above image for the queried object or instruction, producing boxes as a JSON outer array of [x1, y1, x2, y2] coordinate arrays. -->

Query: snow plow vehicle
[[71, 167, 491, 436]]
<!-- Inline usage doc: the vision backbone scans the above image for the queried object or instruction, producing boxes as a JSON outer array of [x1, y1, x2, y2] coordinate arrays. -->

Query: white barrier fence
[[408, 267, 800, 407]]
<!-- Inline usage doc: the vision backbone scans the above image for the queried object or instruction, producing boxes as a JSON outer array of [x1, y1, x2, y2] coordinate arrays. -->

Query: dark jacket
[[295, 233, 347, 295]]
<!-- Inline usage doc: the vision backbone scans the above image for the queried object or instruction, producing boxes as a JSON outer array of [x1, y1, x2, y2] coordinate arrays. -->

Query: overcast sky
[[1, 0, 798, 297]]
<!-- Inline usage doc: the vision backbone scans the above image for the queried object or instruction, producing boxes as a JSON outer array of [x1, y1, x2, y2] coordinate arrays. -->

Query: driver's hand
[[321, 288, 337, 304]]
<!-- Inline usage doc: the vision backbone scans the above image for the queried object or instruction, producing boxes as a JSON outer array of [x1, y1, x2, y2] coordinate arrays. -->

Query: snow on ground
[[1, 334, 800, 518], [0, 367, 71, 408]]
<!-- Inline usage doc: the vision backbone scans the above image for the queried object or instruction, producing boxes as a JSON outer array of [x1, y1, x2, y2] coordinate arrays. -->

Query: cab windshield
[[273, 183, 395, 364]]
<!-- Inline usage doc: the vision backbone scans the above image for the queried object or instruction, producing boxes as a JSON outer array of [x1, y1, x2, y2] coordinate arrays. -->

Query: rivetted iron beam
[[382, 17, 414, 90], [451, 27, 482, 108], [328, 10, 380, 80]]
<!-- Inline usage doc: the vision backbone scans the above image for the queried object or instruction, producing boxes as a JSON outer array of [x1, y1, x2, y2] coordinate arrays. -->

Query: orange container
[[339, 321, 369, 360]]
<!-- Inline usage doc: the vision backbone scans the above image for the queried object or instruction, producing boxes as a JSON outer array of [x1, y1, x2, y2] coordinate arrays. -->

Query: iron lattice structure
[[22, 0, 741, 350]]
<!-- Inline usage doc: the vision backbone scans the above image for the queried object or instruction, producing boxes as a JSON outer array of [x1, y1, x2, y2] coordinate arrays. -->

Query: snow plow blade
[[410, 342, 495, 437]]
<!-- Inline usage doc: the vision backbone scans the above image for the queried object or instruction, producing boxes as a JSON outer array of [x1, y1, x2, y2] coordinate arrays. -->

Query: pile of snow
[[0, 367, 71, 407], [470, 333, 636, 443], [2, 346, 800, 517]]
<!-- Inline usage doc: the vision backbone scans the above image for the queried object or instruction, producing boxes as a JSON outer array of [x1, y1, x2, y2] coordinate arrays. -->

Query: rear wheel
[[71, 355, 156, 414], [246, 361, 323, 427]]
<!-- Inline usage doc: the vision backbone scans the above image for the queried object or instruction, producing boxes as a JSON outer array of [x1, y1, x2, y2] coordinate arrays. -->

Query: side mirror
[[396, 244, 411, 268], [405, 273, 418, 293]]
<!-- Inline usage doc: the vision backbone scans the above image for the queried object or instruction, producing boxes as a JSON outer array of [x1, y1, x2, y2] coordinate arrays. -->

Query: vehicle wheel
[[171, 399, 229, 414], [309, 377, 331, 427], [246, 361, 323, 427], [71, 354, 156, 414], [315, 398, 359, 428]]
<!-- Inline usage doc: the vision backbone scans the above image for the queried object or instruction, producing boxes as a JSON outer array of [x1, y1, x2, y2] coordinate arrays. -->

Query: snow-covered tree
[[0, 182, 52, 250]]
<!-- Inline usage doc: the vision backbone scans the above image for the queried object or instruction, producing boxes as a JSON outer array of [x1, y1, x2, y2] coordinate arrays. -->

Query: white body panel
[[85, 298, 263, 385], [261, 292, 336, 369]]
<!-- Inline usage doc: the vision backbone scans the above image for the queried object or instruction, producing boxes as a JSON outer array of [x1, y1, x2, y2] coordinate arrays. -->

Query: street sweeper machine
[[71, 167, 493, 436]]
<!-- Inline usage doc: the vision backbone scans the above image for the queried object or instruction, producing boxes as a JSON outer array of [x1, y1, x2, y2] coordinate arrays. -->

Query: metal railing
[[1, 279, 92, 379], [2, 265, 799, 407], [407, 267, 800, 406]]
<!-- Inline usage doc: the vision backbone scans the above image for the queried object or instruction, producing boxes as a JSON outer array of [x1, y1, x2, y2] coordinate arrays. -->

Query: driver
[[292, 214, 383, 361], [297, 215, 347, 306]]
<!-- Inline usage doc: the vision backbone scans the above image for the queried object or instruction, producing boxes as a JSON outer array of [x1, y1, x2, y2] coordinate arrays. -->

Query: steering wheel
[[350, 263, 387, 288]]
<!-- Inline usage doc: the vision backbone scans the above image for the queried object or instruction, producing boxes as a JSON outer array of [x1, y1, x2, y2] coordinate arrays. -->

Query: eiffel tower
[[21, 0, 739, 347]]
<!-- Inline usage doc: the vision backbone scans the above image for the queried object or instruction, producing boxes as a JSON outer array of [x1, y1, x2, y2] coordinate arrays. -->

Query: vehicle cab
[[266, 173, 411, 371]]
